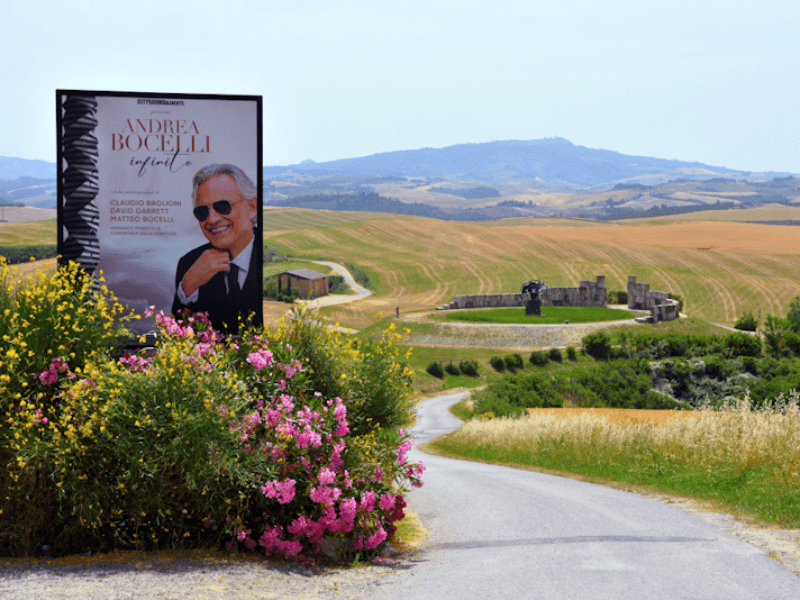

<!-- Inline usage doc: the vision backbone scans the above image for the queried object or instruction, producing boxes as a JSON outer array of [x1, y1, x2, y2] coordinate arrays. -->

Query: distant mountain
[[0, 156, 57, 180], [263, 138, 785, 187]]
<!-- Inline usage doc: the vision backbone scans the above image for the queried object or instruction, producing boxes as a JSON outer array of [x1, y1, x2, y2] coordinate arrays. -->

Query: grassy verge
[[390, 511, 429, 553], [606, 315, 732, 339], [439, 306, 635, 324], [430, 400, 800, 528]]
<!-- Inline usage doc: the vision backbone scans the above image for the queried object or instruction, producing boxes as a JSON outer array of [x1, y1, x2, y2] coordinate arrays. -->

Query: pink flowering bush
[[2, 306, 423, 561]]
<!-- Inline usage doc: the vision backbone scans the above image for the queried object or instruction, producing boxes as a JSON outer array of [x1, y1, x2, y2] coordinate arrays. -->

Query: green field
[[439, 306, 635, 324]]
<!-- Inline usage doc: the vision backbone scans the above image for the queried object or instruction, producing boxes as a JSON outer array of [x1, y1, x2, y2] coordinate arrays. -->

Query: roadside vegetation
[[0, 244, 57, 264], [430, 396, 800, 528], [425, 301, 800, 528], [463, 309, 800, 418], [1, 260, 422, 561]]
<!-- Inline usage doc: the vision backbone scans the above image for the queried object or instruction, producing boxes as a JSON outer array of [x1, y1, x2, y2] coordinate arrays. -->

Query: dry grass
[[5, 258, 56, 282], [455, 397, 800, 482], [526, 407, 702, 426]]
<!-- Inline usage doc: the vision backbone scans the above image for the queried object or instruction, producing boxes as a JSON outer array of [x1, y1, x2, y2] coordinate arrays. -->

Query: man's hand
[[180, 248, 231, 298]]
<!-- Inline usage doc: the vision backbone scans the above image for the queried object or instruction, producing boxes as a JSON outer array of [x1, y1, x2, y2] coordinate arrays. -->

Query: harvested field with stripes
[[263, 209, 800, 329]]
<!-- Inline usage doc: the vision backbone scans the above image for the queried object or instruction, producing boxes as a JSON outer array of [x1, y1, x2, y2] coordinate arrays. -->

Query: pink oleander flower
[[310, 485, 341, 507], [397, 438, 413, 464], [360, 491, 376, 512], [38, 357, 72, 385], [372, 466, 384, 483], [318, 467, 336, 485], [261, 478, 296, 504], [379, 493, 396, 511], [246, 349, 274, 372], [365, 526, 387, 550], [236, 528, 251, 542]]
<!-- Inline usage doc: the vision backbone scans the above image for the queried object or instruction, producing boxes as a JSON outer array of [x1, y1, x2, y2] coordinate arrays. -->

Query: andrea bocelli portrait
[[172, 164, 262, 334]]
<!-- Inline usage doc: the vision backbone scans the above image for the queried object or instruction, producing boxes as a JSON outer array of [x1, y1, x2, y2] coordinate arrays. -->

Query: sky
[[1, 0, 799, 173]]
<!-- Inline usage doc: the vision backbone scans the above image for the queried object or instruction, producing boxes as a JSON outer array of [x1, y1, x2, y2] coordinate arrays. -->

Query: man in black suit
[[172, 164, 262, 334]]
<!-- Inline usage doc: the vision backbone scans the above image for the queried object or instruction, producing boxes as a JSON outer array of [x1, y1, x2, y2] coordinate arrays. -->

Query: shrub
[[263, 278, 279, 299], [703, 355, 737, 380], [608, 290, 628, 305], [327, 275, 349, 294], [0, 244, 58, 264], [566, 346, 578, 361], [764, 316, 791, 356], [788, 297, 800, 333], [2, 306, 423, 559], [284, 313, 415, 437], [0, 259, 133, 415], [741, 355, 759, 375], [444, 362, 460, 376], [426, 361, 444, 378], [582, 332, 611, 361], [547, 348, 563, 362], [489, 356, 505, 372], [734, 311, 759, 332], [504, 353, 524, 370], [458, 359, 479, 377], [668, 292, 684, 312], [470, 395, 524, 419], [724, 332, 762, 357], [529, 351, 549, 367], [472, 371, 563, 416], [344, 263, 373, 290]]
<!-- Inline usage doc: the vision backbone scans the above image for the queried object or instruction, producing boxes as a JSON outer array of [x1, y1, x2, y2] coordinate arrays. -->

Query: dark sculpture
[[521, 280, 548, 315]]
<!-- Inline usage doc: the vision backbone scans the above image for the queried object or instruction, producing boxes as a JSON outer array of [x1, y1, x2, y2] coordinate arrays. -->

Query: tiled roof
[[283, 269, 329, 280]]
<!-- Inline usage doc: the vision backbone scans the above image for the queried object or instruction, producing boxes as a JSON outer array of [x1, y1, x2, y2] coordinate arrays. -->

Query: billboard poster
[[56, 90, 263, 336]]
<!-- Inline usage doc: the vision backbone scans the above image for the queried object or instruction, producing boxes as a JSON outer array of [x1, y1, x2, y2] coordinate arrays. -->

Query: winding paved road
[[365, 392, 800, 599]]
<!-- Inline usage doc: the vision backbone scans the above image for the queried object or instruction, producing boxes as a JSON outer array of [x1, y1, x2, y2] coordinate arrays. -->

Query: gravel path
[[0, 550, 403, 599], [401, 316, 639, 349]]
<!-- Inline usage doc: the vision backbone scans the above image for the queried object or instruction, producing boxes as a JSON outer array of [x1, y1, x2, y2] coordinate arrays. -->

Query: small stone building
[[276, 269, 329, 299]]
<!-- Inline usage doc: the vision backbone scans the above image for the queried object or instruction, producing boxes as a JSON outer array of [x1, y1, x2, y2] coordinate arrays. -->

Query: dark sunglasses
[[193, 198, 245, 221]]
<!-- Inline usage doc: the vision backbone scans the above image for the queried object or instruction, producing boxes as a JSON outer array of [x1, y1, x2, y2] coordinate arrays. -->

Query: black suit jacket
[[172, 240, 262, 334]]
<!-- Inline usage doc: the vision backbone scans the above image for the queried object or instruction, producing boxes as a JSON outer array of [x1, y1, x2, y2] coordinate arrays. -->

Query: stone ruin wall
[[627, 276, 680, 323], [439, 276, 607, 310], [544, 276, 606, 308]]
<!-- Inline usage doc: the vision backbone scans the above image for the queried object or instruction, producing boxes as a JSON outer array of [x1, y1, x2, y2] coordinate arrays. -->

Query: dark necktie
[[227, 264, 241, 305]]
